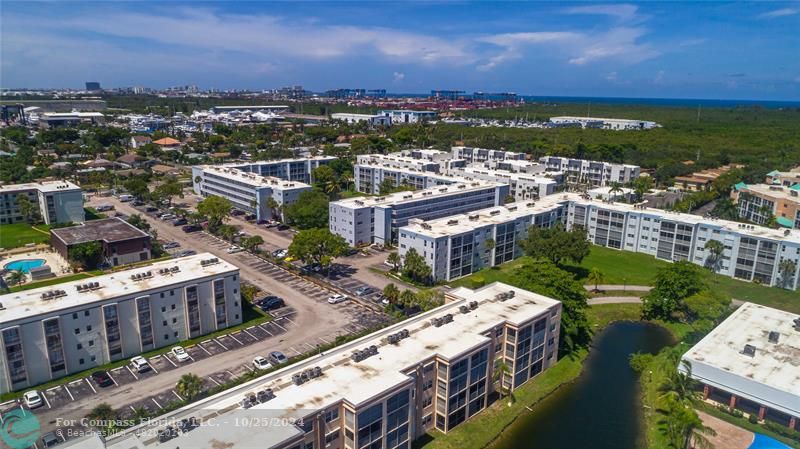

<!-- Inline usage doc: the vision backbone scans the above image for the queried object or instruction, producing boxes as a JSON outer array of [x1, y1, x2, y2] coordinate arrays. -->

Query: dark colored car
[[91, 370, 114, 388], [244, 213, 257, 221], [277, 224, 291, 231], [256, 219, 268, 225], [355, 286, 375, 297], [182, 224, 202, 233], [172, 218, 188, 226], [257, 296, 285, 311], [231, 209, 245, 216], [176, 250, 197, 257], [145, 206, 158, 212], [41, 431, 61, 447], [132, 200, 145, 206]]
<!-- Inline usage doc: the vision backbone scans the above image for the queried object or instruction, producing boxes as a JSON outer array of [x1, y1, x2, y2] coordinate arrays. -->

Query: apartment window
[[43, 318, 66, 374], [186, 286, 201, 336], [103, 304, 123, 359], [214, 279, 227, 328], [86, 325, 92, 332], [72, 313, 78, 320], [137, 296, 154, 349], [2, 327, 27, 384], [77, 343, 82, 350]]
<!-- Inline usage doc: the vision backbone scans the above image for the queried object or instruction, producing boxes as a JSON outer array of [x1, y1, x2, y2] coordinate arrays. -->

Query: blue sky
[[2, 2, 799, 100]]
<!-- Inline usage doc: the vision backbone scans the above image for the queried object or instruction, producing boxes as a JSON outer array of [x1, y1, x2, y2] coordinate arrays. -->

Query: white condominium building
[[229, 156, 337, 184], [192, 166, 311, 221], [398, 194, 575, 281], [401, 149, 453, 162], [449, 166, 565, 202], [539, 156, 641, 187], [330, 182, 510, 246], [0, 180, 84, 225], [378, 109, 437, 124], [93, 282, 562, 449], [354, 162, 457, 195], [357, 154, 442, 174], [0, 253, 241, 394], [568, 199, 800, 290], [331, 113, 392, 126], [548, 116, 659, 130], [451, 146, 525, 164]]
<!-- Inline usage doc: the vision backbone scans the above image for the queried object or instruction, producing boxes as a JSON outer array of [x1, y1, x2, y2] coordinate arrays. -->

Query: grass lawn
[[84, 207, 107, 220], [414, 303, 641, 449], [9, 273, 96, 292], [0, 223, 51, 249]]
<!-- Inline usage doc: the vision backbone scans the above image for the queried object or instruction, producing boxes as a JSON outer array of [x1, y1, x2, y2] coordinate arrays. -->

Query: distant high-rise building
[[85, 82, 101, 91]]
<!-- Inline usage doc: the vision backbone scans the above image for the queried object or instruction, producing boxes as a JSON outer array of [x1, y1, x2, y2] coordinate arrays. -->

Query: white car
[[327, 294, 348, 304], [159, 213, 176, 220], [171, 346, 190, 362], [23, 390, 43, 409], [227, 245, 243, 254], [130, 356, 151, 373], [252, 356, 272, 371]]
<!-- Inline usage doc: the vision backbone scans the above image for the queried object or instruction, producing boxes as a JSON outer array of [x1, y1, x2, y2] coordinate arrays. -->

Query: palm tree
[[609, 182, 624, 201], [176, 373, 203, 401], [266, 197, 280, 221], [778, 259, 797, 289], [400, 289, 417, 308], [6, 269, 26, 286], [242, 235, 264, 253], [16, 194, 37, 224], [493, 361, 514, 404], [587, 267, 605, 292], [217, 224, 237, 242], [382, 283, 400, 305], [658, 357, 697, 404], [703, 240, 724, 273], [387, 252, 402, 272]]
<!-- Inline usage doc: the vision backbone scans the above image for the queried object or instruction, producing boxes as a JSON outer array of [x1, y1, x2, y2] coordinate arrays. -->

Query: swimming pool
[[749, 433, 792, 449], [4, 259, 46, 274]]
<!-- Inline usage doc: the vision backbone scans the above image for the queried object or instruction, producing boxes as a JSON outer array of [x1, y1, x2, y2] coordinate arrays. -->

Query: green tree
[[387, 252, 402, 272], [241, 235, 264, 253], [283, 190, 329, 229], [641, 262, 705, 321], [521, 224, 590, 266], [217, 224, 239, 242], [153, 178, 183, 207], [402, 248, 432, 284], [126, 214, 151, 233], [399, 289, 417, 307], [493, 361, 513, 402], [659, 395, 716, 449], [632, 176, 654, 201], [197, 195, 232, 229], [683, 290, 730, 333], [312, 165, 340, 198], [703, 239, 724, 273], [266, 197, 280, 220], [123, 178, 150, 200], [6, 269, 25, 286], [778, 259, 797, 289], [86, 403, 119, 434], [68, 241, 103, 270], [587, 267, 605, 292], [484, 238, 496, 252], [382, 283, 400, 305], [288, 228, 348, 270], [16, 194, 39, 224], [608, 181, 624, 199], [176, 373, 203, 401], [378, 178, 397, 195]]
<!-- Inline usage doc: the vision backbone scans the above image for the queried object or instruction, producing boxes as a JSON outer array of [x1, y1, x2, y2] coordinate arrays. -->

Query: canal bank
[[415, 303, 655, 449]]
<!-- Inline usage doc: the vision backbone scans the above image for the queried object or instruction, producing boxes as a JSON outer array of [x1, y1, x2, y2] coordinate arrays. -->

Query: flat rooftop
[[104, 282, 560, 449], [739, 184, 800, 203], [0, 253, 238, 324], [199, 166, 310, 190], [550, 116, 655, 124], [682, 303, 800, 414], [0, 180, 81, 194], [333, 181, 503, 209], [540, 156, 640, 169], [51, 217, 148, 245], [357, 154, 440, 169], [571, 197, 800, 244], [451, 166, 559, 184], [402, 193, 579, 238]]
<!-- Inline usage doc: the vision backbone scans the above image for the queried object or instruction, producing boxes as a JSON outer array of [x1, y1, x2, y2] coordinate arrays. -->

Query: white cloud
[[564, 4, 646, 23], [393, 72, 405, 82], [758, 8, 798, 19], [568, 27, 659, 65], [476, 32, 580, 70], [653, 70, 665, 84], [605, 71, 618, 81]]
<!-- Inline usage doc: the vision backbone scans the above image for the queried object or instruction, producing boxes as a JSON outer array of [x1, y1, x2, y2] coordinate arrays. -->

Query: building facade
[[0, 180, 84, 225], [330, 182, 509, 246], [228, 156, 337, 184], [451, 146, 525, 164], [398, 195, 572, 281], [192, 166, 311, 221], [0, 253, 241, 394], [548, 116, 658, 130], [539, 156, 641, 187], [732, 183, 800, 229], [97, 282, 562, 449], [331, 113, 392, 126], [50, 217, 151, 267], [378, 110, 437, 124], [448, 166, 564, 202], [354, 163, 457, 195], [681, 303, 799, 429]]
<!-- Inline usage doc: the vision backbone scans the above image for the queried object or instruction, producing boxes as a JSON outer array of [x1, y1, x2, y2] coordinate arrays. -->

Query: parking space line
[[107, 371, 118, 387], [228, 333, 243, 346], [289, 346, 302, 356], [196, 344, 212, 356], [126, 365, 139, 380], [243, 328, 258, 340], [208, 376, 221, 387], [63, 385, 75, 401], [225, 370, 236, 378], [283, 317, 298, 326], [273, 321, 287, 332], [214, 338, 228, 351], [172, 390, 183, 401], [152, 398, 163, 410], [259, 325, 273, 336], [85, 378, 97, 394], [243, 364, 253, 372], [163, 354, 178, 367], [149, 362, 159, 374], [302, 343, 316, 351], [318, 336, 331, 344], [42, 392, 51, 409], [129, 405, 137, 413], [46, 386, 61, 393]]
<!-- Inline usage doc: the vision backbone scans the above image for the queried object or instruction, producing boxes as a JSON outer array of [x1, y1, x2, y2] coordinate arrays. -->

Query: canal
[[489, 321, 673, 449]]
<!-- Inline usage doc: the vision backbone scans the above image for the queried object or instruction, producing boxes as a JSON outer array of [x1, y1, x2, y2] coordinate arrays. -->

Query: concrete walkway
[[588, 296, 643, 305], [584, 284, 652, 292], [696, 410, 754, 449]]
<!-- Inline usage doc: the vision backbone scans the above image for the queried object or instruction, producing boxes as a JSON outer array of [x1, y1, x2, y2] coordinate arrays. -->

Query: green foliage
[[15, 194, 40, 224], [176, 373, 203, 401], [68, 241, 103, 270], [387, 252, 402, 272], [288, 228, 348, 269], [683, 290, 731, 334], [642, 262, 705, 320], [126, 214, 151, 232], [312, 165, 339, 198], [6, 270, 26, 286], [241, 235, 264, 252], [153, 178, 183, 206], [521, 223, 590, 266], [240, 283, 259, 302], [628, 353, 655, 373], [382, 283, 400, 304], [587, 267, 605, 291], [123, 178, 150, 200], [402, 248, 432, 285], [197, 195, 232, 229], [283, 190, 329, 229]]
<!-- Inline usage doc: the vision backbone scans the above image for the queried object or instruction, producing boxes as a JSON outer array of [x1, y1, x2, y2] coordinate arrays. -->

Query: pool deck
[[1, 249, 70, 278], [698, 410, 754, 449]]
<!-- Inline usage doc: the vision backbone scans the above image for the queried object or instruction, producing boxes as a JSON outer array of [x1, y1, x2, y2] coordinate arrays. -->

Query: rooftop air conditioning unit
[[459, 305, 470, 314], [742, 344, 757, 357], [768, 331, 780, 344], [469, 301, 479, 310]]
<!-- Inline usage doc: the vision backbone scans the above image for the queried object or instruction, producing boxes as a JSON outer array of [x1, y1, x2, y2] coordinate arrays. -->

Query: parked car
[[132, 200, 145, 206], [145, 206, 158, 212], [327, 294, 348, 304], [91, 370, 114, 388], [159, 213, 176, 220], [355, 286, 375, 297], [118, 194, 134, 202], [130, 356, 151, 373], [227, 245, 243, 254], [162, 241, 180, 249], [277, 224, 291, 231], [182, 224, 201, 233], [23, 390, 43, 409], [256, 219, 268, 225], [40, 432, 61, 447], [258, 296, 285, 311], [272, 249, 288, 259], [176, 250, 197, 257], [172, 218, 188, 226], [264, 220, 279, 228], [231, 209, 245, 216], [95, 204, 114, 212], [252, 356, 272, 370], [268, 351, 288, 365], [171, 346, 190, 362], [244, 213, 257, 221]]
